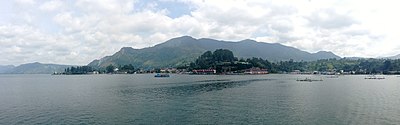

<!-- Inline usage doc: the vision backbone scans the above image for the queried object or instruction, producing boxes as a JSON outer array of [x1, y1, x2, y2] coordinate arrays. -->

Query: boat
[[296, 78, 323, 82], [154, 73, 170, 77], [326, 75, 339, 78], [364, 75, 385, 80]]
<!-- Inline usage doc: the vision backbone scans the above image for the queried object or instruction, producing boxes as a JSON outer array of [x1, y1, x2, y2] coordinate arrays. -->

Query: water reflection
[[119, 79, 273, 98], [153, 79, 231, 86]]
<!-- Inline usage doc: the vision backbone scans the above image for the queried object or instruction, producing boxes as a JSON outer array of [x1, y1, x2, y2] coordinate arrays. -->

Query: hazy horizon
[[1, 0, 400, 65]]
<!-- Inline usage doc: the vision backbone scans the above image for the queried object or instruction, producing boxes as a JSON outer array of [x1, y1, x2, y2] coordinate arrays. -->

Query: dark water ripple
[[153, 79, 270, 95], [117, 79, 274, 105]]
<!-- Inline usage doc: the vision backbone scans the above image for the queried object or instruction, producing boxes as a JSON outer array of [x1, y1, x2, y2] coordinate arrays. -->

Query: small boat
[[326, 75, 339, 78], [154, 73, 170, 77], [365, 75, 385, 80], [296, 78, 323, 82]]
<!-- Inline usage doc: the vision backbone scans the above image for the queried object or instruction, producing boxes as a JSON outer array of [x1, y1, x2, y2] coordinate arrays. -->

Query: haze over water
[[1, 74, 399, 124]]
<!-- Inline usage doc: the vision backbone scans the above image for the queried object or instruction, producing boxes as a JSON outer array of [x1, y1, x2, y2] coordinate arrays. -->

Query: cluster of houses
[[55, 65, 270, 75], [289, 69, 358, 75], [114, 67, 269, 75], [192, 67, 269, 75]]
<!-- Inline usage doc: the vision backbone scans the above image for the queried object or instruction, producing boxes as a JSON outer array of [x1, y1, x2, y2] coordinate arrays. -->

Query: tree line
[[279, 58, 400, 74], [105, 64, 135, 74], [186, 49, 400, 74], [64, 66, 94, 74], [63, 64, 135, 74]]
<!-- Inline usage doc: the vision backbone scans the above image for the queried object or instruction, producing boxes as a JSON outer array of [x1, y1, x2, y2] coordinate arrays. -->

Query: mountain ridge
[[88, 36, 340, 68], [0, 65, 15, 73], [1, 62, 73, 74], [382, 54, 400, 59]]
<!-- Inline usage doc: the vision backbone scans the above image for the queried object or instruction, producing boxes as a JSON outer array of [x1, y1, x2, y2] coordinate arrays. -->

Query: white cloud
[[39, 0, 63, 11], [14, 0, 36, 5], [306, 8, 358, 29], [1, 0, 400, 65]]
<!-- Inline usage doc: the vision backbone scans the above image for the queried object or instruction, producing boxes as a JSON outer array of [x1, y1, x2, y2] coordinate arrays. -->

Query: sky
[[1, 0, 400, 65]]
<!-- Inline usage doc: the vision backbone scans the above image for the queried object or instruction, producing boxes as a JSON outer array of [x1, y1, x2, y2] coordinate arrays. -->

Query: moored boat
[[296, 78, 323, 82], [364, 75, 385, 80], [326, 75, 339, 78], [155, 73, 170, 77]]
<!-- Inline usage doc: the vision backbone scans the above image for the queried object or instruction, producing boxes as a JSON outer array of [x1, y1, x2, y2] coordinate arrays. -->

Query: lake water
[[1, 74, 400, 124]]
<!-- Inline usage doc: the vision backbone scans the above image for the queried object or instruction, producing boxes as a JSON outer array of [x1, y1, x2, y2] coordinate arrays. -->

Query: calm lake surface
[[1, 74, 400, 124]]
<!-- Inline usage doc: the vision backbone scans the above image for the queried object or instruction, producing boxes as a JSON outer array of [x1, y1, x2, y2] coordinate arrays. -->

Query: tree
[[196, 51, 214, 69], [120, 64, 135, 74], [63, 66, 94, 74], [213, 49, 235, 62], [383, 60, 392, 71], [106, 64, 115, 73]]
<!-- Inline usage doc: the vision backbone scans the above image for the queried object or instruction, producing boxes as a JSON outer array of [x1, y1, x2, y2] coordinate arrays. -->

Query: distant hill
[[0, 65, 15, 73], [2, 62, 72, 74], [88, 36, 340, 68], [382, 54, 400, 60], [342, 57, 365, 60]]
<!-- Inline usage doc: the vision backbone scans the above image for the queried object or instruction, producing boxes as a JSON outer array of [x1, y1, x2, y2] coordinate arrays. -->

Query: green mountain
[[88, 36, 340, 68], [2, 62, 72, 74]]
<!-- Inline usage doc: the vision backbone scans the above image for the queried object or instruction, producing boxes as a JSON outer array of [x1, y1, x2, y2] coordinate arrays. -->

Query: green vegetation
[[64, 66, 94, 75], [104, 64, 135, 74], [105, 65, 115, 73], [273, 58, 400, 74], [63, 64, 135, 75], [119, 64, 135, 74], [191, 49, 236, 69], [187, 49, 400, 74], [188, 49, 271, 73]]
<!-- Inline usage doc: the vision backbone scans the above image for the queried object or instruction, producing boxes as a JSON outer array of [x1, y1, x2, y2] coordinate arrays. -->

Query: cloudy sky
[[1, 0, 400, 65]]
